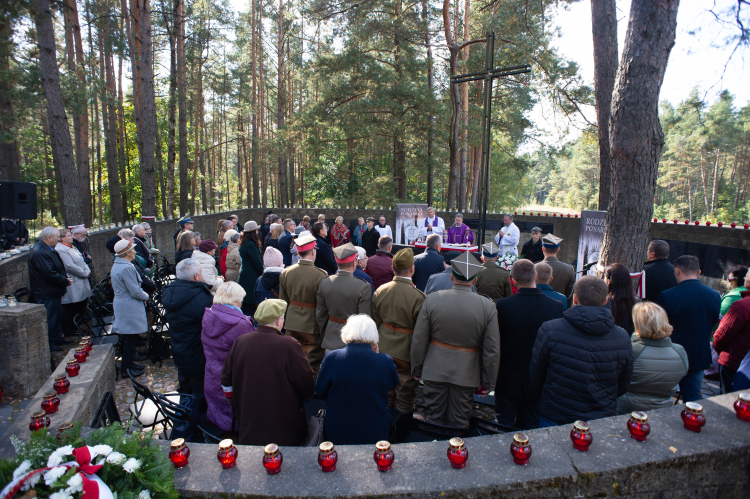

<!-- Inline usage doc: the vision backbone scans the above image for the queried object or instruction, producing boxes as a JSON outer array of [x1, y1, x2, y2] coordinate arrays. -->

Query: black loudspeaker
[[0, 181, 38, 220]]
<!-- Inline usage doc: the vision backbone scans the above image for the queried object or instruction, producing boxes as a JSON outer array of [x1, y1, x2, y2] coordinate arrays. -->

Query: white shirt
[[494, 222, 520, 255], [419, 215, 445, 238], [375, 224, 393, 238]]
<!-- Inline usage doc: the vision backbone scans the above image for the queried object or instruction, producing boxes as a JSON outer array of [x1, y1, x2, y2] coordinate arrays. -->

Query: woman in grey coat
[[56, 228, 92, 335], [616, 302, 689, 414], [111, 239, 149, 379]]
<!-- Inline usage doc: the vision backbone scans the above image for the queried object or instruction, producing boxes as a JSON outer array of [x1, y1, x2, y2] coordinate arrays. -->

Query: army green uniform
[[372, 276, 426, 414], [316, 271, 372, 351], [475, 261, 512, 302], [543, 256, 574, 306], [279, 259, 328, 373]]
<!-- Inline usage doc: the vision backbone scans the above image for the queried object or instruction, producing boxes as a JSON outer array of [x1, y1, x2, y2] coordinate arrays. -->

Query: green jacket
[[721, 287, 747, 317], [238, 240, 263, 305]]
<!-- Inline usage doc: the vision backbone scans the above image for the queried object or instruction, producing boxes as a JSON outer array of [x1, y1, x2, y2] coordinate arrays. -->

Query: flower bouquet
[[0, 422, 178, 499], [497, 253, 518, 271]]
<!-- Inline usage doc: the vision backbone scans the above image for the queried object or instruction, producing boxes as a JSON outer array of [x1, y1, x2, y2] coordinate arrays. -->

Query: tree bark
[[443, 0, 460, 210], [599, 0, 680, 272], [591, 0, 617, 212], [277, 0, 288, 207], [459, 0, 470, 211], [0, 16, 20, 182], [138, 0, 157, 217], [251, 0, 259, 207], [99, 11, 123, 223], [177, 0, 188, 215], [32, 0, 84, 225], [421, 0, 434, 206], [163, 0, 177, 217]]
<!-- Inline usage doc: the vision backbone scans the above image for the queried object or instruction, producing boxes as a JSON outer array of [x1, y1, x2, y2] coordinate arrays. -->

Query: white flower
[[122, 458, 141, 473], [21, 472, 41, 491], [50, 492, 73, 499], [138, 490, 151, 499], [65, 472, 83, 493], [90, 444, 113, 458], [106, 452, 126, 465], [47, 445, 74, 468], [12, 460, 32, 480], [44, 466, 68, 486]]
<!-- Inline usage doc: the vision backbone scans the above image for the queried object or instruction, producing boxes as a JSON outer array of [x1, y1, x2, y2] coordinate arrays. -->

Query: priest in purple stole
[[446, 213, 475, 245]]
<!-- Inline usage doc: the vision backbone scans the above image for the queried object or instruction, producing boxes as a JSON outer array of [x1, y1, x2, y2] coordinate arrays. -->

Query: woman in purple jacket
[[201, 281, 256, 431]]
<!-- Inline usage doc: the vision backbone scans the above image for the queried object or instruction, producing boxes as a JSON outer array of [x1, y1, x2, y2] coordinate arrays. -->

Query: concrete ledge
[[0, 343, 116, 459], [0, 302, 51, 399], [173, 391, 750, 498]]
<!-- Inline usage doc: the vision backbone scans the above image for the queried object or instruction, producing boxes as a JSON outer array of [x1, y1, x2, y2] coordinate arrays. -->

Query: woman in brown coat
[[224, 233, 241, 282]]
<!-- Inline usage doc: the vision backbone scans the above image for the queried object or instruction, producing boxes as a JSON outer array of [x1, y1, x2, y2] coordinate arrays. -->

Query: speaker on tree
[[0, 181, 38, 220]]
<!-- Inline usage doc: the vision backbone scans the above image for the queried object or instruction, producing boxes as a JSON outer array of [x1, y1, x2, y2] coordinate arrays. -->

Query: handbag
[[304, 409, 326, 447]]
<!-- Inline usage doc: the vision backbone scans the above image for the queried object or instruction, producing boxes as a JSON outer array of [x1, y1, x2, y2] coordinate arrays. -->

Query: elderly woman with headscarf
[[255, 247, 284, 303], [330, 216, 351, 248], [111, 239, 149, 379]]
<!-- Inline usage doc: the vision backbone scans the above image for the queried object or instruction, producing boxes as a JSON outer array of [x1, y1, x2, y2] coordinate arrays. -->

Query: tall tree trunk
[[458, 0, 470, 211], [591, 0, 618, 212], [421, 0, 434, 206], [251, 0, 260, 206], [164, 0, 177, 217], [443, 0, 460, 210], [100, 11, 123, 223], [32, 0, 83, 225], [176, 0, 188, 215], [138, 0, 157, 217], [599, 0, 679, 272], [84, 0, 102, 224], [0, 16, 20, 182], [277, 0, 288, 207], [40, 104, 57, 219]]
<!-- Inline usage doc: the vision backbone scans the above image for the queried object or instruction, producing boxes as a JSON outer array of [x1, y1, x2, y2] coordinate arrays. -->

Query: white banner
[[395, 204, 428, 244]]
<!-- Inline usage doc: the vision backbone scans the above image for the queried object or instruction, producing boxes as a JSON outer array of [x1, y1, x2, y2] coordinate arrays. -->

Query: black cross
[[451, 31, 531, 245]]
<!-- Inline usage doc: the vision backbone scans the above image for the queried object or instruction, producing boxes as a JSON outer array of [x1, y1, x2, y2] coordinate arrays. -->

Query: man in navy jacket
[[656, 255, 720, 402], [413, 234, 445, 291], [278, 219, 296, 267]]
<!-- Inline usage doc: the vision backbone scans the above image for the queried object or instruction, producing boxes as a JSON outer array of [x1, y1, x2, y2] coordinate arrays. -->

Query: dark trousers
[[37, 296, 63, 344], [679, 369, 704, 402], [177, 370, 207, 415], [720, 365, 736, 394], [61, 300, 88, 335], [120, 334, 140, 375], [494, 391, 523, 429]]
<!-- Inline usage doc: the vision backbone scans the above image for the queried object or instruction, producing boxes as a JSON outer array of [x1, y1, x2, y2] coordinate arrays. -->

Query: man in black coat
[[161, 258, 214, 414], [527, 276, 633, 427], [278, 218, 296, 267], [312, 222, 338, 275], [413, 234, 445, 291], [71, 226, 92, 265], [643, 239, 677, 301], [495, 259, 563, 429], [361, 218, 380, 257], [2, 219, 29, 249], [520, 227, 544, 263], [28, 227, 72, 351]]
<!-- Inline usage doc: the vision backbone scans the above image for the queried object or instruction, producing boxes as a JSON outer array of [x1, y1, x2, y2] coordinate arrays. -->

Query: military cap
[[255, 298, 287, 325], [392, 248, 415, 270], [177, 214, 193, 226], [294, 232, 317, 252], [482, 242, 501, 257], [333, 242, 358, 264], [531, 226, 542, 233], [451, 250, 484, 281], [542, 233, 563, 249]]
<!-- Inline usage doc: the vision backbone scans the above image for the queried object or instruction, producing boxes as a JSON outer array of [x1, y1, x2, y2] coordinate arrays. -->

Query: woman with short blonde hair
[[214, 281, 247, 306], [632, 302, 673, 340], [175, 230, 195, 264]]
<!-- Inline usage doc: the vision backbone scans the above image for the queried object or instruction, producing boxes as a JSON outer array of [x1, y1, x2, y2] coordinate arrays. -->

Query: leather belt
[[272, 289, 279, 298], [430, 339, 479, 353], [328, 315, 347, 325], [383, 322, 414, 334], [290, 300, 315, 309]]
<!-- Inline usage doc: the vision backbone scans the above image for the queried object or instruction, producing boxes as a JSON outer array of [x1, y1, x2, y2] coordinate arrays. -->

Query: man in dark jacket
[[495, 259, 563, 429], [365, 236, 395, 290], [278, 219, 296, 267], [71, 226, 92, 265], [527, 276, 633, 427], [28, 227, 72, 351], [361, 218, 380, 257], [2, 219, 29, 249], [133, 224, 154, 269], [656, 255, 720, 401], [413, 234, 444, 291], [162, 258, 214, 414], [644, 239, 677, 301], [312, 222, 337, 275], [520, 227, 544, 263]]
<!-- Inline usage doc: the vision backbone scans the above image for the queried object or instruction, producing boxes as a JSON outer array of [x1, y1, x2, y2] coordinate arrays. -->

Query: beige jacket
[[225, 242, 241, 282]]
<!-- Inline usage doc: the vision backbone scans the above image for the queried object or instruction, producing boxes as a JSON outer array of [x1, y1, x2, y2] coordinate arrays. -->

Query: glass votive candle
[[8, 296, 17, 307], [79, 341, 91, 355], [65, 359, 80, 377], [627, 411, 651, 442], [317, 441, 337, 472], [53, 374, 70, 394], [56, 422, 74, 440], [217, 439, 238, 469], [74, 347, 87, 363], [82, 337, 93, 350], [29, 411, 50, 432], [263, 444, 283, 475], [681, 402, 706, 433], [0, 297, 7, 307], [570, 420, 593, 451], [510, 433, 532, 465], [447, 437, 468, 469], [41, 392, 60, 414], [373, 440, 394, 472], [734, 393, 750, 422], [169, 438, 190, 468]]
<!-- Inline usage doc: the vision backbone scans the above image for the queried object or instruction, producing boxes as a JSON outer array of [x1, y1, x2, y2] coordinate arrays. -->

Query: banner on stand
[[395, 204, 428, 244], [576, 210, 607, 279]]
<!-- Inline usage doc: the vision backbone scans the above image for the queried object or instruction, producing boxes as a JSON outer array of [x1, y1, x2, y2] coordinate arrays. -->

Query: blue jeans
[[539, 416, 558, 428], [37, 296, 63, 345], [680, 369, 704, 402]]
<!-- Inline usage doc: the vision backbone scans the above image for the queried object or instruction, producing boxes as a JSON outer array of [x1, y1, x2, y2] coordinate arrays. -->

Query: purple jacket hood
[[202, 304, 254, 343]]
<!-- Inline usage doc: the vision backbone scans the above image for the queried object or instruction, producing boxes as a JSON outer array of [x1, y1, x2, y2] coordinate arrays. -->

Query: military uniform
[[410, 251, 500, 428], [316, 243, 372, 351], [475, 242, 512, 301], [372, 249, 426, 415], [280, 252, 328, 373], [541, 234, 574, 306]]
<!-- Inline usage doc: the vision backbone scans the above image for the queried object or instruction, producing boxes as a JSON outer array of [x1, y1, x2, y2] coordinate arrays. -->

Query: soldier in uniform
[[371, 248, 426, 442], [475, 242, 512, 301], [174, 215, 194, 247], [541, 233, 574, 307], [411, 250, 500, 428], [279, 233, 328, 374], [316, 243, 372, 353]]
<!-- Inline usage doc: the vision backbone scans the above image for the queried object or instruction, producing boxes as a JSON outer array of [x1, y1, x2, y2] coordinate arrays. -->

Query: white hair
[[71, 226, 87, 235], [340, 314, 379, 346], [355, 246, 366, 260], [230, 233, 240, 243], [132, 224, 145, 233], [118, 228, 135, 238], [427, 206, 435, 212], [39, 226, 59, 241], [140, 222, 151, 230], [213, 281, 246, 305], [175, 258, 202, 280]]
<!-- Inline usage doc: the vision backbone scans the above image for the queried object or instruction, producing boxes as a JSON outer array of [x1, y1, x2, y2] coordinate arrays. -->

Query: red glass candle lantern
[[553, 213, 557, 217], [510, 433, 531, 465], [694, 221, 700, 225], [684, 220, 689, 224], [681, 402, 706, 433], [653, 218, 658, 223], [706, 221, 711, 226], [447, 437, 468, 469], [53, 374, 70, 395], [65, 359, 80, 377], [574, 214, 578, 217], [673, 219, 678, 224], [317, 442, 337, 472], [570, 421, 593, 451], [567, 214, 571, 217], [718, 222, 723, 227], [731, 222, 737, 228], [41, 392, 60, 414], [373, 441, 394, 472], [745, 224, 749, 229], [56, 422, 73, 440], [29, 411, 50, 432], [263, 444, 283, 475], [74, 347, 87, 363], [217, 439, 238, 469], [627, 412, 651, 442], [734, 393, 750, 422], [514, 212, 517, 215], [169, 438, 190, 468], [522, 212, 526, 215], [545, 213, 549, 217], [82, 336, 93, 349], [79, 341, 91, 356]]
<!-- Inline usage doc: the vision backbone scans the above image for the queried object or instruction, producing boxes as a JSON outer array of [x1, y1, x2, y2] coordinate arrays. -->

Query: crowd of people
[[21, 210, 750, 447]]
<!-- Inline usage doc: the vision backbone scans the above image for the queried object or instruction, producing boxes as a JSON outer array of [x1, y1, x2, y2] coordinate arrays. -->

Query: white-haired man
[[132, 224, 154, 268], [70, 225, 93, 265], [420, 207, 445, 239], [353, 246, 374, 294]]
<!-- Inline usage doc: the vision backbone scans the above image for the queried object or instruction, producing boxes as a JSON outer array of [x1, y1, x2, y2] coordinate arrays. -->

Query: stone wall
[[0, 252, 29, 297], [0, 303, 51, 399]]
